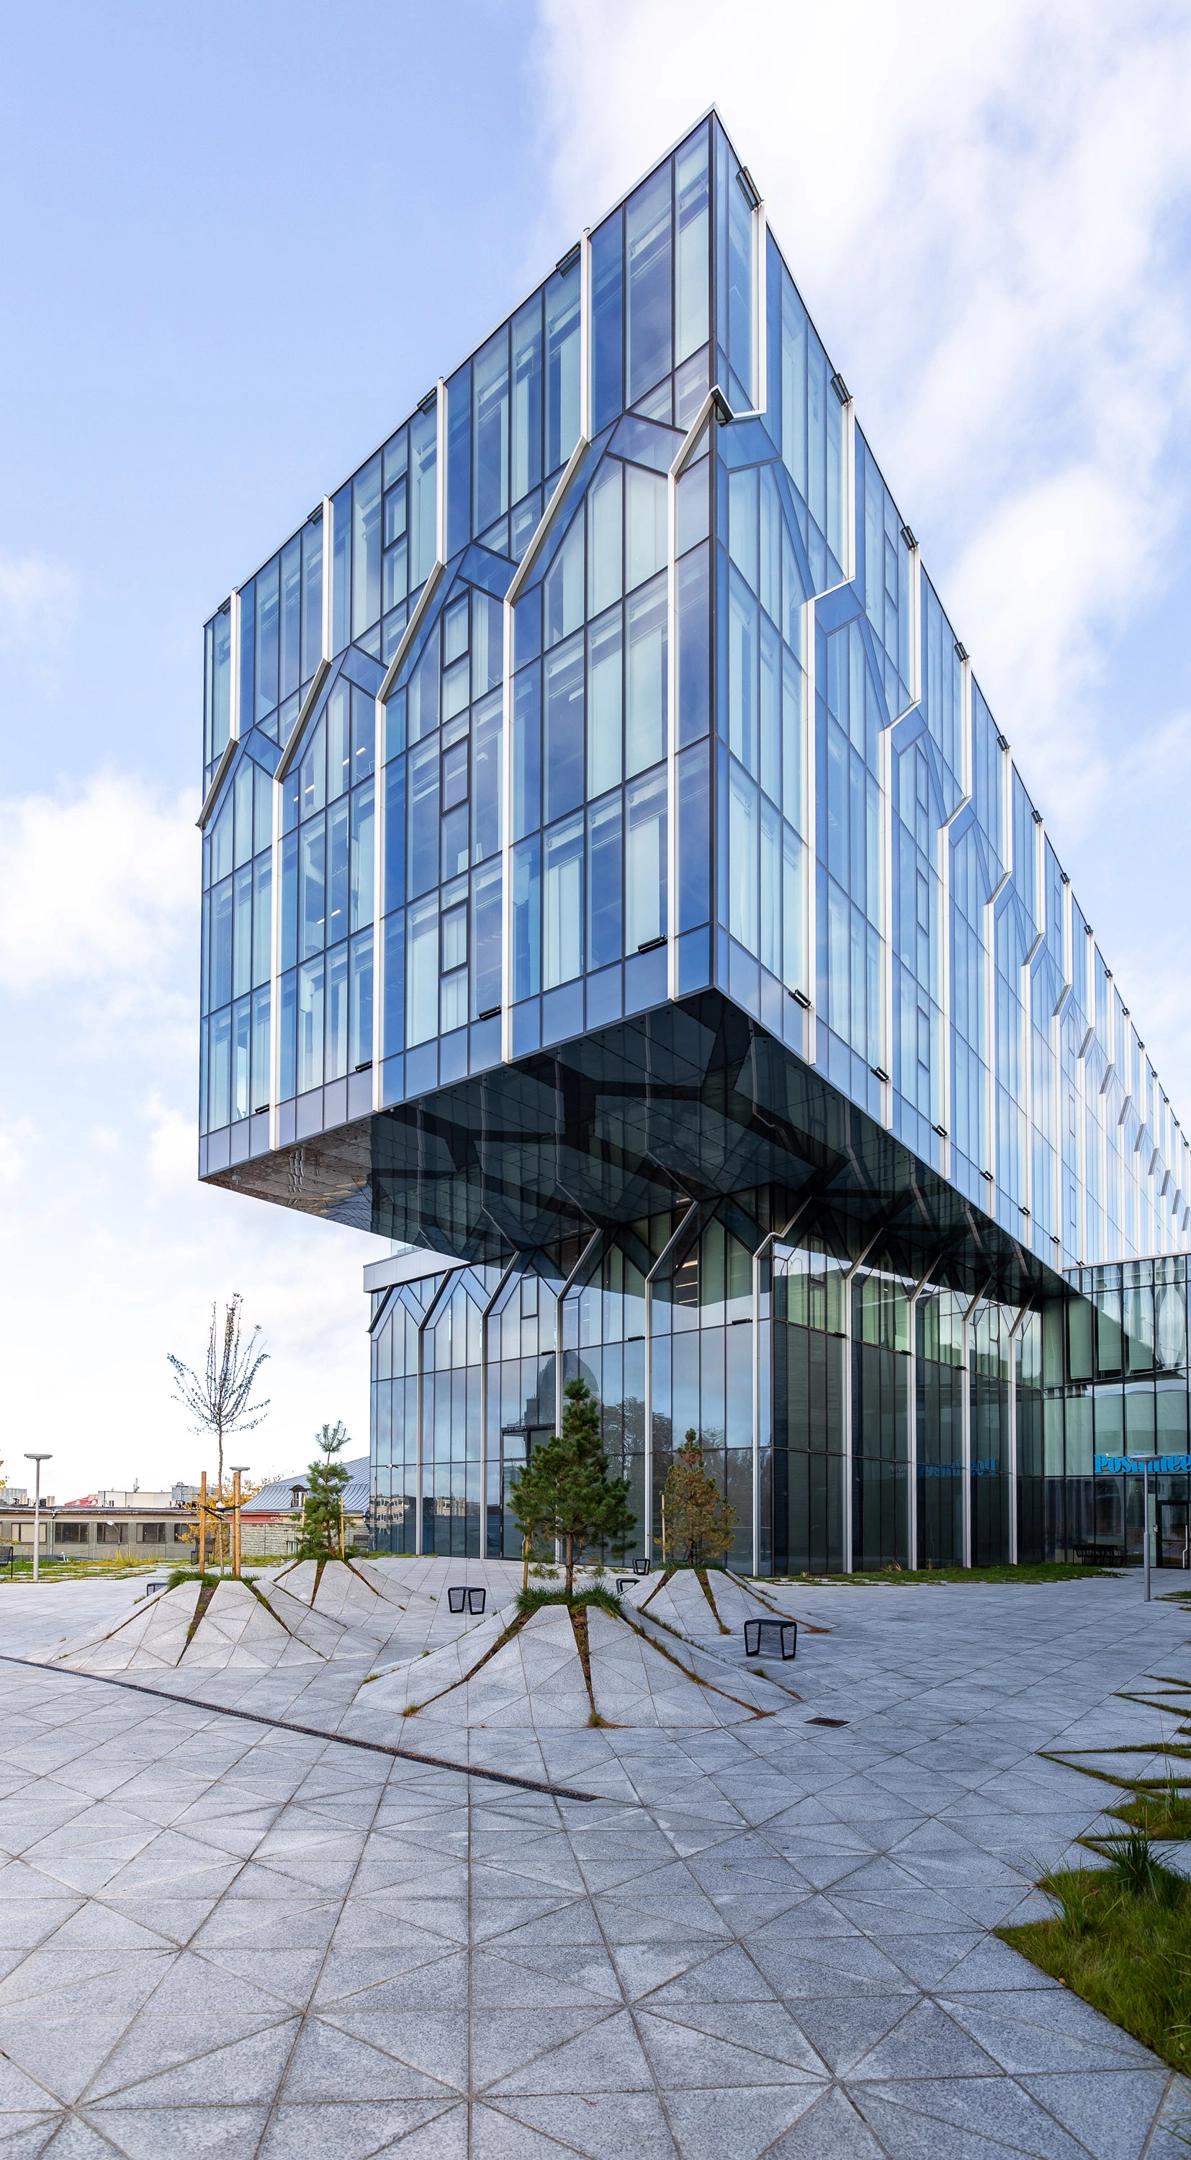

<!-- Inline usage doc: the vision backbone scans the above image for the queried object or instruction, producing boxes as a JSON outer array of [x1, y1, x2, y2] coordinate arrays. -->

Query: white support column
[[415, 1267, 459, 1558], [960, 1278, 990, 1569], [840, 1235, 879, 1574], [750, 1207, 808, 1577], [479, 1257, 519, 1561], [906, 1262, 939, 1572], [644, 1203, 702, 1563], [1007, 1302, 1033, 1567], [555, 1230, 603, 1432]]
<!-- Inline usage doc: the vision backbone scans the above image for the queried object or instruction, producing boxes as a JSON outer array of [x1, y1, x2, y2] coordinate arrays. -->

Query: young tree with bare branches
[[167, 1295, 270, 1510]]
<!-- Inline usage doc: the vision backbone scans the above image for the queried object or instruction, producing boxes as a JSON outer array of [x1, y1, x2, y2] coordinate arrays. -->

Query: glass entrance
[[1157, 1500, 1190, 1568], [500, 1425, 554, 1558]]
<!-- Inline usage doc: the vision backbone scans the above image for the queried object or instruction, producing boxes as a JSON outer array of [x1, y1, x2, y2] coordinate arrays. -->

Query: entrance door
[[1157, 1501, 1190, 1569], [500, 1425, 554, 1558]]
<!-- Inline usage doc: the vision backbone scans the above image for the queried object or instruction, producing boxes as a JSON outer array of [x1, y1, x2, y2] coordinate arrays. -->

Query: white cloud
[[0, 765, 388, 1499], [530, 0, 1191, 826], [0, 1118, 32, 1187], [0, 554, 76, 652], [0, 773, 194, 994], [147, 1094, 197, 1193]]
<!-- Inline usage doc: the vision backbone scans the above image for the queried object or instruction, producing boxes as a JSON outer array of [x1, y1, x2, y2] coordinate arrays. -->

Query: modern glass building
[[199, 112, 1191, 1573]]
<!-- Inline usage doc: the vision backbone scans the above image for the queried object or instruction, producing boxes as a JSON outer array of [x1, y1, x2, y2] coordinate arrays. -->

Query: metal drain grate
[[807, 1714, 848, 1726]]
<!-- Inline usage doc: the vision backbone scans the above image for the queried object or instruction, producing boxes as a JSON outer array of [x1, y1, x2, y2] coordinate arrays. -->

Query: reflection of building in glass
[[198, 114, 1191, 1571]]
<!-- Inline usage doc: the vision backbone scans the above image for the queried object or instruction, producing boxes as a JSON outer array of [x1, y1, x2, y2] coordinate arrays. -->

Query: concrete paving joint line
[[0, 1650, 602, 1803]]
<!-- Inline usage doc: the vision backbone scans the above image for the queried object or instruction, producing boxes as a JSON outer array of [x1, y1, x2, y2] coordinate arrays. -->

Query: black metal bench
[[616, 1577, 638, 1594], [448, 1585, 486, 1615], [744, 1616, 797, 1661], [631, 1557, 650, 1575]]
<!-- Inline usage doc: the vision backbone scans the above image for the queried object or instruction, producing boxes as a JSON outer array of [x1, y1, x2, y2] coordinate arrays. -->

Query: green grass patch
[[774, 1561, 1120, 1586], [165, 1567, 257, 1590], [1000, 1845, 1191, 2074], [1112, 1783, 1191, 1840], [515, 1583, 622, 1620]]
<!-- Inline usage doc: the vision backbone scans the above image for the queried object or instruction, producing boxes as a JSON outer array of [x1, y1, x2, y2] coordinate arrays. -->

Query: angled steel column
[[479, 1255, 519, 1561], [840, 1235, 879, 1575], [960, 1278, 991, 1569], [644, 1202, 703, 1564], [415, 1266, 460, 1559], [556, 1230, 604, 1431], [905, 1262, 939, 1572], [553, 1229, 604, 1566], [1007, 1302, 1033, 1567], [750, 1208, 809, 1578]]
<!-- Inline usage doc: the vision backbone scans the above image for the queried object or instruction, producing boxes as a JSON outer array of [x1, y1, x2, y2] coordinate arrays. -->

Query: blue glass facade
[[200, 114, 1191, 1570]]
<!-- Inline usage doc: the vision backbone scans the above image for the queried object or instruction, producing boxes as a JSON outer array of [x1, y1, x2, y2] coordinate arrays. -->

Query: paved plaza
[[0, 1571, 1188, 2156]]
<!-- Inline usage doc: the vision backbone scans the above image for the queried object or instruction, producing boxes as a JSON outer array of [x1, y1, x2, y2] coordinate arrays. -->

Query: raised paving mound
[[353, 1597, 796, 1730], [52, 1578, 353, 1672]]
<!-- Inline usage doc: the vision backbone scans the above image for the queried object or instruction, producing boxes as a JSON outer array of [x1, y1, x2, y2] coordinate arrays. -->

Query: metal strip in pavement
[[0, 1653, 601, 1803]]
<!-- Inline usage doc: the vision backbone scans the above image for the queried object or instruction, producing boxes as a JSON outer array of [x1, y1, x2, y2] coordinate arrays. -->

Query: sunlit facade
[[199, 113, 1191, 1571]]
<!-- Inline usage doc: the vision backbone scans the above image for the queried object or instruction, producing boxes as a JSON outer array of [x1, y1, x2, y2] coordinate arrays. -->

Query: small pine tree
[[663, 1428, 736, 1567], [509, 1377, 635, 1597], [296, 1422, 352, 1560]]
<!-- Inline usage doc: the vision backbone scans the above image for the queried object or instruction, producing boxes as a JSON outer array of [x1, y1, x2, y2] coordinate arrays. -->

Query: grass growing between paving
[[166, 1567, 259, 1590], [1000, 1835, 1191, 2075], [1112, 1782, 1191, 1839], [776, 1561, 1119, 1586], [515, 1583, 622, 1620]]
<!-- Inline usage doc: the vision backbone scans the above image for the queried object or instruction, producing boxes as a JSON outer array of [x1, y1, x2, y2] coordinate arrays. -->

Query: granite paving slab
[[0, 1569, 1189, 2154]]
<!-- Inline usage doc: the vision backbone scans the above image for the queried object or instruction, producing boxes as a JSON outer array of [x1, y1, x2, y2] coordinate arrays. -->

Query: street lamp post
[[24, 1454, 52, 1584], [1128, 1454, 1159, 1603]]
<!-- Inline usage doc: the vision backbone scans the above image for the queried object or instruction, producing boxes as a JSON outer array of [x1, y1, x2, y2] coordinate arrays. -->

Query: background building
[[198, 112, 1191, 1573], [241, 1458, 371, 1558]]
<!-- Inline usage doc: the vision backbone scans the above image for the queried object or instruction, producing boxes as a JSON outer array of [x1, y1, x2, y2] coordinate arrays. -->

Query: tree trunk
[[565, 1532, 575, 1600], [522, 1535, 531, 1594]]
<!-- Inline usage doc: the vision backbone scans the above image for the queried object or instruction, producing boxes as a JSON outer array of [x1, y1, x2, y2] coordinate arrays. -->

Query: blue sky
[[2, 0, 1190, 1500]]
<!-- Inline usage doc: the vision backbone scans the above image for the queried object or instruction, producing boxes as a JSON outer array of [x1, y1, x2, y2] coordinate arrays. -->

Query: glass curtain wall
[[1040, 1257, 1191, 1564]]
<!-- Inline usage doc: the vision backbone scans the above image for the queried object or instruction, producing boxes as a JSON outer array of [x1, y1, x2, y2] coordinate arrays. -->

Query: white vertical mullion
[[579, 230, 592, 441], [372, 680, 386, 1108], [937, 655, 973, 1179], [500, 535, 515, 1067], [268, 735, 283, 1154], [842, 397, 857, 586], [802, 594, 818, 1065], [435, 378, 447, 563], [879, 724, 893, 1125], [229, 588, 242, 743], [666, 432, 682, 1006], [665, 395, 717, 1006], [753, 204, 767, 416], [320, 494, 333, 662]]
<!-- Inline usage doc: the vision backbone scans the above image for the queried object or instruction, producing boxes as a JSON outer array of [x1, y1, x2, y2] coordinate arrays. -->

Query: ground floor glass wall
[[368, 1214, 1191, 1571]]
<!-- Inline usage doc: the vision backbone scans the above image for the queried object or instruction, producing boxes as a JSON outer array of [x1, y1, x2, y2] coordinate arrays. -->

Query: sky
[[2, 0, 1191, 1502]]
